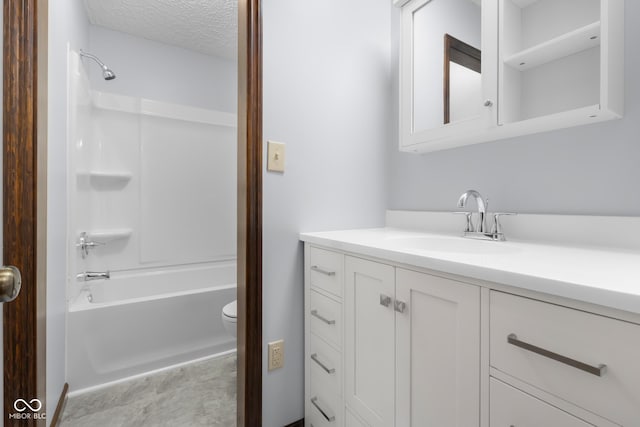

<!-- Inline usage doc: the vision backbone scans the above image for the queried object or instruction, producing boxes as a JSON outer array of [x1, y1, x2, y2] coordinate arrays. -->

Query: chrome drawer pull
[[311, 265, 336, 276], [311, 353, 335, 374], [311, 396, 335, 422], [311, 309, 336, 325], [507, 334, 607, 377]]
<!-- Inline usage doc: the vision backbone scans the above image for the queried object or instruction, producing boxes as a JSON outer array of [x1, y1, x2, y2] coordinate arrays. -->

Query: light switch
[[267, 140, 286, 172]]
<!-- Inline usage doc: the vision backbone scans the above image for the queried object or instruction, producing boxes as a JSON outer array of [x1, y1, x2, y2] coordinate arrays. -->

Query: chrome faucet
[[456, 190, 515, 241], [457, 189, 487, 233], [76, 271, 110, 282]]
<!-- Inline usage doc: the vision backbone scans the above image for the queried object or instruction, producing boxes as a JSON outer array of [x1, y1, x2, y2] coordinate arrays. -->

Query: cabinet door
[[395, 269, 480, 427], [345, 256, 395, 427], [399, 0, 498, 152]]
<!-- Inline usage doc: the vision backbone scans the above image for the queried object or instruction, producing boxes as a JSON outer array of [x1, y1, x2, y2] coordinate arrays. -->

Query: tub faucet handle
[[77, 232, 105, 259]]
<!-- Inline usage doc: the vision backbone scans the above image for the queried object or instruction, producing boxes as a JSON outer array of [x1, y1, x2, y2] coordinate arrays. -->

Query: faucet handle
[[491, 212, 517, 236], [454, 211, 475, 233]]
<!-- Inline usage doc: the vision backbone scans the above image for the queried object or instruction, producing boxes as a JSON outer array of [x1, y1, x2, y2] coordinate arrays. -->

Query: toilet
[[222, 300, 237, 338]]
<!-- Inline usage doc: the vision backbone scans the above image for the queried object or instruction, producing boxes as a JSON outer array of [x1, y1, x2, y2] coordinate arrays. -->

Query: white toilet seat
[[222, 300, 237, 320], [222, 300, 237, 338]]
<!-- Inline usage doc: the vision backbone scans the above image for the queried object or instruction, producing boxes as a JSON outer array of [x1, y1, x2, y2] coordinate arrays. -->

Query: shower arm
[[79, 49, 116, 80], [80, 49, 108, 70]]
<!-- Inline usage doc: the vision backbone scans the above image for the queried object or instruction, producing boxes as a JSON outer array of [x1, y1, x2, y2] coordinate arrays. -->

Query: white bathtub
[[67, 262, 236, 392]]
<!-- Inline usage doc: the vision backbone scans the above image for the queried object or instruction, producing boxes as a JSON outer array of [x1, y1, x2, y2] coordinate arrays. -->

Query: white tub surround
[[301, 210, 640, 315], [71, 89, 237, 283], [67, 263, 236, 392], [66, 51, 238, 394], [302, 211, 640, 427]]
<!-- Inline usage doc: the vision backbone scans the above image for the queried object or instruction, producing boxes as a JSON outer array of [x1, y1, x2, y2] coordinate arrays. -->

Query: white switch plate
[[268, 339, 284, 370], [267, 141, 286, 172]]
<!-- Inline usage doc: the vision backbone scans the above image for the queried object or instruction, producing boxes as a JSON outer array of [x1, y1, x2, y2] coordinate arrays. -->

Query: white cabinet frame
[[397, 0, 624, 154]]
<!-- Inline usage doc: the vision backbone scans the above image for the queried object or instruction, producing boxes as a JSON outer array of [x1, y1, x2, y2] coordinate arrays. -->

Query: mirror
[[444, 34, 481, 124], [410, 0, 482, 133]]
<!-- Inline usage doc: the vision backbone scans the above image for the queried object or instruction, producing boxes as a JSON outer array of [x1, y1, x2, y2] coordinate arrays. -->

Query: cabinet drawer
[[309, 246, 343, 297], [310, 334, 342, 396], [307, 392, 341, 427], [490, 378, 593, 427], [310, 290, 342, 349], [490, 291, 640, 426]]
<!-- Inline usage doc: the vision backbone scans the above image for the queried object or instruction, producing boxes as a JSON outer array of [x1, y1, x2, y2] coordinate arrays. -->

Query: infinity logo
[[13, 398, 42, 412]]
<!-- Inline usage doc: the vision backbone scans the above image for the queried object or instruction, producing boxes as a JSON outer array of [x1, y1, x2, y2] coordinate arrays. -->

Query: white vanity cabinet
[[304, 239, 640, 426], [396, 0, 624, 153], [305, 244, 481, 427]]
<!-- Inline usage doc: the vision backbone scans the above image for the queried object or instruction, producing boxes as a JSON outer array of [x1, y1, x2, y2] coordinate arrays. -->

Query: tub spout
[[77, 271, 110, 282]]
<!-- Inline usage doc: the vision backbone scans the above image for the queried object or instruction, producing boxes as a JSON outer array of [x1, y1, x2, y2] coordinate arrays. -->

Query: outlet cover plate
[[268, 339, 284, 371]]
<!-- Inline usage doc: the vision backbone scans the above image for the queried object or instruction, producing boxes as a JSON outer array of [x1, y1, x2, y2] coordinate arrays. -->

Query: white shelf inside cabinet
[[85, 229, 133, 243], [504, 21, 600, 71], [77, 171, 133, 185]]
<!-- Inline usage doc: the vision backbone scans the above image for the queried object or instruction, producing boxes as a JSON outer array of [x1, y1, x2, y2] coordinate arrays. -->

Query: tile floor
[[60, 353, 237, 427]]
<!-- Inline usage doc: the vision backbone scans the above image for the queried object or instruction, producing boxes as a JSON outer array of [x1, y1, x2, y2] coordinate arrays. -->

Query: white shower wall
[[87, 25, 237, 112], [68, 51, 237, 300]]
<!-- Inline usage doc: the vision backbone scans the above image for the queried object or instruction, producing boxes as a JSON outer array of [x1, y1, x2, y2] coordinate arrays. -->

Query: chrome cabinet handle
[[311, 309, 336, 325], [394, 300, 407, 313], [380, 294, 392, 308], [311, 265, 336, 276], [310, 396, 335, 422], [507, 334, 606, 377], [484, 99, 494, 107], [310, 353, 335, 374]]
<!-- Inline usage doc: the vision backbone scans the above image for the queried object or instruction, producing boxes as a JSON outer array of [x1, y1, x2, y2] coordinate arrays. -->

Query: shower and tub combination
[[66, 50, 238, 391]]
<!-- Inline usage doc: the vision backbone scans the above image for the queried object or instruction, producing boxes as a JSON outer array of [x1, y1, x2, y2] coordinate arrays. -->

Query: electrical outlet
[[268, 339, 284, 371]]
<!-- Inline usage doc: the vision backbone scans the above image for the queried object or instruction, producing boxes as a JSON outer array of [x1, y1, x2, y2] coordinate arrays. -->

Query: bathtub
[[67, 262, 236, 392]]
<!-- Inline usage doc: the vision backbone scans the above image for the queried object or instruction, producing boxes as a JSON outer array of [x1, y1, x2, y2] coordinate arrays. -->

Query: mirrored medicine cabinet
[[395, 0, 624, 153]]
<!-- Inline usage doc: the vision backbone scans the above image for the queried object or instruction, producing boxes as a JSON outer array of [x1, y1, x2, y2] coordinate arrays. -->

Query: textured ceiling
[[83, 0, 237, 59]]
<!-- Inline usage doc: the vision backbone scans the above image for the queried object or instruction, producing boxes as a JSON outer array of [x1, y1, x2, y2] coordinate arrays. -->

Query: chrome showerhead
[[102, 67, 116, 81], [79, 49, 116, 81]]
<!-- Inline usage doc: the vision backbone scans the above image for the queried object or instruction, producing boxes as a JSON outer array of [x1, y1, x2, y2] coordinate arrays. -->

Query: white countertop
[[300, 226, 640, 315]]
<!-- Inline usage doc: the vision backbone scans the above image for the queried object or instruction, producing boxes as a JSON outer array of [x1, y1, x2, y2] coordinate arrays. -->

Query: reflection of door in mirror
[[412, 0, 481, 134], [444, 34, 481, 124]]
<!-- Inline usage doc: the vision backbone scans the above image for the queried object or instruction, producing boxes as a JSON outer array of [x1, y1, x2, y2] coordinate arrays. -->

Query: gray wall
[[88, 25, 237, 113], [48, 0, 90, 422], [388, 2, 640, 216], [262, 0, 391, 425]]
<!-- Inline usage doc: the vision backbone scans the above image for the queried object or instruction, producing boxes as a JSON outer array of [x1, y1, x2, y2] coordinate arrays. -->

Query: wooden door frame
[[3, 0, 48, 426], [237, 0, 263, 425], [4, 0, 263, 425]]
